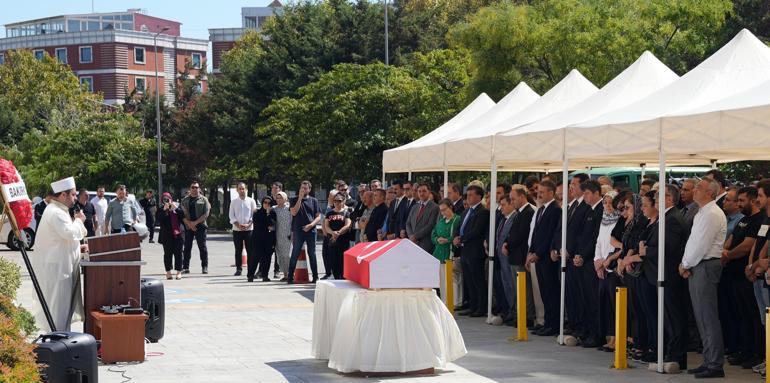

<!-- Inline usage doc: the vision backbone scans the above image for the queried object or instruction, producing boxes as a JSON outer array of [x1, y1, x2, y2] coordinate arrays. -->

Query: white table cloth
[[312, 280, 466, 373]]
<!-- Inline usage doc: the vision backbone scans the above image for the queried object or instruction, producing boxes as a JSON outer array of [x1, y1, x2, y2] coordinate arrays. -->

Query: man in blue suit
[[526, 180, 563, 336]]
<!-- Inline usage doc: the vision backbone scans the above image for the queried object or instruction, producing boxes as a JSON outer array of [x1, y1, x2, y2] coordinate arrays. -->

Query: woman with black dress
[[250, 197, 276, 282], [157, 192, 185, 280], [323, 194, 352, 279]]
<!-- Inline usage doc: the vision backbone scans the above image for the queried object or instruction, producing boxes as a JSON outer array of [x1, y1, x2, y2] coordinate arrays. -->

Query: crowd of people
[[35, 169, 770, 379]]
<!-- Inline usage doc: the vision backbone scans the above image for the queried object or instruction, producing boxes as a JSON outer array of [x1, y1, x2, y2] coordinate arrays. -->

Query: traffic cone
[[230, 248, 248, 267], [293, 246, 310, 283]]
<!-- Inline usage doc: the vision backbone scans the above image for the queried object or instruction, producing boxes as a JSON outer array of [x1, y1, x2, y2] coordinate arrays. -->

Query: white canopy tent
[[493, 51, 679, 169], [565, 29, 770, 167], [381, 93, 495, 174], [546, 28, 770, 372], [405, 82, 541, 173], [444, 69, 599, 171]]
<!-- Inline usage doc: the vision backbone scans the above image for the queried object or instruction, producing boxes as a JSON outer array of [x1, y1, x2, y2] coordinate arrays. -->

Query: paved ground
[[6, 233, 761, 382]]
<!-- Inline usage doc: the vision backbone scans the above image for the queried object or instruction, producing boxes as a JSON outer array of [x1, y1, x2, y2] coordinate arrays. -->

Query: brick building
[[0, 9, 208, 104], [209, 1, 283, 75]]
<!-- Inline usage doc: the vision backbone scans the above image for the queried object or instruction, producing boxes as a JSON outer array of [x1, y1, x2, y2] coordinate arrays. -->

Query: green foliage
[[16, 113, 155, 196], [450, 0, 733, 99], [258, 56, 470, 184], [0, 50, 102, 144], [0, 257, 21, 300]]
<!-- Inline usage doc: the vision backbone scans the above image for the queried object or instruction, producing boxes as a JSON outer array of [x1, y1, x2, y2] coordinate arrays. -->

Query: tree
[[450, 0, 733, 99], [15, 113, 155, 196], [0, 50, 102, 144], [257, 53, 470, 185]]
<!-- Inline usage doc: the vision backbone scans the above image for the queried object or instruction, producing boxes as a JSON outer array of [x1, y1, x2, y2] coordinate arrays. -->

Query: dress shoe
[[182, 269, 190, 274], [262, 277, 271, 282], [286, 280, 294, 285], [469, 311, 486, 317], [536, 327, 558, 336], [455, 304, 470, 311], [234, 269, 242, 276], [149, 239, 155, 243], [531, 324, 544, 332], [311, 278, 318, 283], [688, 365, 708, 374], [693, 368, 724, 379], [202, 267, 208, 274], [247, 277, 254, 282], [741, 356, 762, 369], [580, 338, 602, 348], [320, 275, 331, 280]]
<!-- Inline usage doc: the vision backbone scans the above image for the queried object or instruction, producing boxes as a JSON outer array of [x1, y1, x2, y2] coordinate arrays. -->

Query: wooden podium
[[81, 232, 145, 336]]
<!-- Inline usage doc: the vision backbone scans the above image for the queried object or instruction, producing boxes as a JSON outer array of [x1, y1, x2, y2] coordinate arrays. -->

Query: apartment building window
[[0, 53, 4, 65], [55, 48, 67, 64], [79, 76, 93, 92], [191, 53, 202, 69], [134, 47, 145, 64], [135, 77, 146, 93], [79, 46, 93, 63], [33, 49, 45, 60]]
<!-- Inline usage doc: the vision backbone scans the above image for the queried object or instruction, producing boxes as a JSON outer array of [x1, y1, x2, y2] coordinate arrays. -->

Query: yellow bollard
[[446, 259, 454, 315], [614, 287, 628, 369], [517, 271, 528, 341], [766, 308, 769, 383]]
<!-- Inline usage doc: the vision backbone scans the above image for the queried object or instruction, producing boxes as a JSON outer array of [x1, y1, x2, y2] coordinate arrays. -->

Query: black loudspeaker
[[140, 277, 165, 343], [34, 332, 98, 383]]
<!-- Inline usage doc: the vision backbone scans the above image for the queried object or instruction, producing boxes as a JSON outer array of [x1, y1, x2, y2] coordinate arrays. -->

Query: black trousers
[[162, 236, 183, 271], [718, 274, 738, 353], [322, 236, 332, 277], [598, 272, 620, 338], [327, 238, 349, 279], [183, 227, 208, 269], [461, 252, 487, 314], [565, 261, 584, 331], [578, 261, 601, 340], [250, 234, 274, 279], [732, 276, 763, 357], [535, 255, 560, 329], [664, 275, 689, 367], [146, 215, 155, 241], [492, 252, 509, 315], [232, 230, 252, 271], [626, 275, 650, 350]]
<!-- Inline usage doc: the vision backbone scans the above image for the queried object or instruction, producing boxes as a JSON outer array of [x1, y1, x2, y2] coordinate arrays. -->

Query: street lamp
[[153, 26, 170, 203]]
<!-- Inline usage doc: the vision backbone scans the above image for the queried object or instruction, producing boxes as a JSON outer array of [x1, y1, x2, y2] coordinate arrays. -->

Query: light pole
[[384, 0, 389, 65], [153, 26, 170, 203]]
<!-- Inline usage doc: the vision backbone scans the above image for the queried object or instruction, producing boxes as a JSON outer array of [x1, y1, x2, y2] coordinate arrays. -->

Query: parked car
[[571, 166, 711, 192], [1, 213, 35, 250]]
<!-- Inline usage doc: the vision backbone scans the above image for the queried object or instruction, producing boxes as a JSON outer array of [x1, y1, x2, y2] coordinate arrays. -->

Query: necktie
[[497, 217, 507, 242], [417, 202, 426, 220], [460, 206, 475, 236], [536, 205, 545, 224]]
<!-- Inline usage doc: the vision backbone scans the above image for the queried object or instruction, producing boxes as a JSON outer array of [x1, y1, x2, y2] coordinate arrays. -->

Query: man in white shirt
[[679, 177, 727, 378], [89, 186, 109, 236], [229, 182, 257, 276]]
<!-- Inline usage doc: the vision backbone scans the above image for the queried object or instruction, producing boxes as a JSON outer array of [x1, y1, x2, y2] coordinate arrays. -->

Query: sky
[[0, 0, 276, 40]]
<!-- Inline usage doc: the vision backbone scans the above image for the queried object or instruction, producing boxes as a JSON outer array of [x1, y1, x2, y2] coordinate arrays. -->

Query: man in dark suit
[[449, 182, 465, 215], [364, 189, 388, 242], [705, 169, 728, 210], [454, 185, 490, 317], [493, 195, 516, 319], [503, 185, 536, 326], [527, 180, 562, 336], [642, 184, 690, 370], [405, 183, 440, 253], [552, 173, 590, 336], [572, 179, 604, 348], [398, 180, 417, 238], [495, 183, 512, 223], [386, 180, 409, 239]]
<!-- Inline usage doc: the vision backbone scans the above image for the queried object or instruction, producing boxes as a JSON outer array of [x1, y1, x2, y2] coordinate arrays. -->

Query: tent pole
[[443, 144, 449, 199], [711, 159, 717, 170], [408, 171, 412, 181], [487, 157, 498, 322], [641, 163, 646, 179], [559, 158, 569, 345], [656, 120, 666, 373]]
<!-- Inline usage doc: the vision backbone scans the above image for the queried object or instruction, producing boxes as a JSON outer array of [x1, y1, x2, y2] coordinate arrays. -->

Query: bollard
[[446, 259, 454, 315], [517, 271, 528, 341], [614, 287, 628, 369], [766, 308, 769, 383]]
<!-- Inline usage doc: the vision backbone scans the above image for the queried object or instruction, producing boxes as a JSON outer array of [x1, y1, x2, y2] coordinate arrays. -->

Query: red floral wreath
[[0, 159, 32, 230]]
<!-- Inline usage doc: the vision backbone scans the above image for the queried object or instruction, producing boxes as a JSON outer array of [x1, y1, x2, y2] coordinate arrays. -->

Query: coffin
[[343, 239, 440, 289]]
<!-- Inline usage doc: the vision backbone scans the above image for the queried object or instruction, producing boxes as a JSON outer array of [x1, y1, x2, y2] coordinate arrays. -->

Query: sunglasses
[[191, 186, 200, 189]]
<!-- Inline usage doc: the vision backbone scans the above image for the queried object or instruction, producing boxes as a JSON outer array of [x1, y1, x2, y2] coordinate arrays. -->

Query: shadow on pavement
[[266, 359, 455, 383]]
